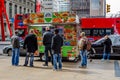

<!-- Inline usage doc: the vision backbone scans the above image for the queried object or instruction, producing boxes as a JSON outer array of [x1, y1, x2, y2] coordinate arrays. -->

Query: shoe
[[43, 64, 48, 67], [90, 59, 92, 62], [30, 65, 34, 67], [58, 69, 62, 71], [53, 69, 57, 71], [23, 64, 27, 66], [79, 66, 84, 68], [101, 59, 104, 62]]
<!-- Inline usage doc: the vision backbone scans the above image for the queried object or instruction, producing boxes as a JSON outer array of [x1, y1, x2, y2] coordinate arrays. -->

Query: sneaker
[[23, 64, 27, 66], [43, 64, 48, 67], [30, 65, 34, 67], [58, 69, 62, 71], [90, 59, 92, 62], [53, 69, 57, 71], [101, 59, 104, 62], [79, 66, 84, 68]]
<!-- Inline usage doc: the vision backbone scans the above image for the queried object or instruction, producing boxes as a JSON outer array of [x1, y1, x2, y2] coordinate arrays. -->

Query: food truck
[[23, 12, 80, 61]]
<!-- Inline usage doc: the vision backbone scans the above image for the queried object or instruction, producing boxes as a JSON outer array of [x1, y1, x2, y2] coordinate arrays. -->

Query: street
[[0, 55, 120, 80]]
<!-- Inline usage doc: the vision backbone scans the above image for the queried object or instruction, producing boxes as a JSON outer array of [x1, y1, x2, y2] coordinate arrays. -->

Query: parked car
[[91, 34, 120, 58], [3, 41, 26, 56]]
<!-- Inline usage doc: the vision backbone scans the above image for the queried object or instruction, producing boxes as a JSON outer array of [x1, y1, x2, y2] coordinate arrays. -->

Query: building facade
[[1, 0, 35, 39], [39, 0, 53, 12], [70, 0, 106, 18], [53, 0, 71, 12]]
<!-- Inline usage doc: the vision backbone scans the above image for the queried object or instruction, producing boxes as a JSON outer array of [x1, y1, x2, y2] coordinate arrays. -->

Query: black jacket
[[43, 31, 54, 47], [104, 38, 112, 53], [52, 34, 63, 53], [23, 34, 38, 53]]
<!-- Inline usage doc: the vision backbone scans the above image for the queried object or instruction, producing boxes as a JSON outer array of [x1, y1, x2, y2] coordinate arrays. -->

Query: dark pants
[[44, 46, 53, 65], [24, 52, 34, 66]]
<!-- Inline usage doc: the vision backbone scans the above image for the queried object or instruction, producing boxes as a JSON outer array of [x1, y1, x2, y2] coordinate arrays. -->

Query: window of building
[[28, 9, 29, 13], [27, 2, 30, 6], [19, 0, 22, 3], [9, 3, 12, 18], [24, 8, 26, 13], [31, 10, 33, 13], [19, 6, 22, 14], [31, 3, 33, 7], [15, 5, 17, 14], [23, 0, 26, 3]]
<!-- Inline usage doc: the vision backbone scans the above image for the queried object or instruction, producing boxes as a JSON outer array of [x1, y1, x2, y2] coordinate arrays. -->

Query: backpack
[[83, 39, 91, 50], [12, 37, 20, 48]]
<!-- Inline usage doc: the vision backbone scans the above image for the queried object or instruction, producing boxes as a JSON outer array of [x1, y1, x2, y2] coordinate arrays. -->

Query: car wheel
[[8, 49, 12, 56]]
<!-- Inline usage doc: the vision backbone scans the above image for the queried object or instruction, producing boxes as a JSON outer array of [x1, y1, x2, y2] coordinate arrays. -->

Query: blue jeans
[[12, 48, 20, 66], [80, 50, 87, 67], [24, 52, 34, 66], [44, 46, 53, 65], [53, 54, 62, 70], [102, 52, 110, 60]]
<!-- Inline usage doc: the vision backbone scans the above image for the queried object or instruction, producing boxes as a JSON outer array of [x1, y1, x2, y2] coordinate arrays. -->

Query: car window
[[112, 36, 120, 46], [94, 38, 105, 44]]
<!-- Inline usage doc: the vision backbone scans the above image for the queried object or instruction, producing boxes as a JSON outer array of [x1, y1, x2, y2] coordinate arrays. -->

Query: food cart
[[23, 12, 80, 61]]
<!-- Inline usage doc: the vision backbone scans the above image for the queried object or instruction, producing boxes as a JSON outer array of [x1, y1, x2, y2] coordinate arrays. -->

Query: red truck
[[80, 17, 120, 41]]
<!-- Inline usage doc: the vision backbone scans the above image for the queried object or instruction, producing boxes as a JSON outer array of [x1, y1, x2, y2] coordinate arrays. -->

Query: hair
[[54, 29, 59, 34], [80, 32, 85, 37], [15, 30, 18, 35], [29, 29, 34, 34], [45, 26, 50, 31]]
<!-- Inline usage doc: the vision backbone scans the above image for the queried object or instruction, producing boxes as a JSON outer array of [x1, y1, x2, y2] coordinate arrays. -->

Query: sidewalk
[[0, 58, 120, 80]]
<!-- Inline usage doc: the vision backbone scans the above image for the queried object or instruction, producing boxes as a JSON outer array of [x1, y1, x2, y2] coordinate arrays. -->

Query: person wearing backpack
[[11, 30, 20, 66], [78, 32, 88, 68]]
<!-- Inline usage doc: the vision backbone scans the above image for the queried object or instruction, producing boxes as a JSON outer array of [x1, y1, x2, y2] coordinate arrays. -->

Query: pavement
[[0, 56, 120, 80]]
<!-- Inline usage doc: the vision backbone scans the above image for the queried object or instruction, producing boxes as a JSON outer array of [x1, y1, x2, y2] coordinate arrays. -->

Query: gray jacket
[[11, 35, 20, 48]]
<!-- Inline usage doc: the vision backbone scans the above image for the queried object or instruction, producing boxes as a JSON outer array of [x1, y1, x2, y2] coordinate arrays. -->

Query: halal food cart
[[23, 12, 80, 61]]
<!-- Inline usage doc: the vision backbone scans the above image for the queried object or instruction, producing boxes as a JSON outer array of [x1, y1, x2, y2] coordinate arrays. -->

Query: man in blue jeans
[[11, 30, 20, 66], [101, 35, 112, 61], [23, 29, 38, 67], [43, 27, 54, 67], [52, 29, 63, 71], [78, 32, 88, 68]]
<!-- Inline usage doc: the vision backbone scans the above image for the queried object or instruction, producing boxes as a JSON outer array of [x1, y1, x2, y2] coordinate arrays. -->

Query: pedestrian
[[23, 29, 38, 67], [43, 26, 54, 67], [52, 29, 63, 71], [101, 34, 112, 61], [78, 32, 88, 68], [11, 30, 20, 66]]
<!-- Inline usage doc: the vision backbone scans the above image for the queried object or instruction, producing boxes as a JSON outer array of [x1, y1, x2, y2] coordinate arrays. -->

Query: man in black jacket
[[23, 29, 38, 67], [43, 27, 54, 67], [52, 29, 63, 71], [101, 35, 112, 61]]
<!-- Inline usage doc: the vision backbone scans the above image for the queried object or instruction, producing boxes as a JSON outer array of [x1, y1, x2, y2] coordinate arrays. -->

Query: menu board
[[23, 12, 76, 24]]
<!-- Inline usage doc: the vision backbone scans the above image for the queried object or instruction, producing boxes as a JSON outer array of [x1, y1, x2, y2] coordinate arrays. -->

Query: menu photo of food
[[33, 18, 44, 23], [30, 13, 37, 19], [60, 12, 69, 18], [67, 17, 76, 23], [52, 18, 63, 23], [53, 12, 60, 17], [36, 13, 44, 18]]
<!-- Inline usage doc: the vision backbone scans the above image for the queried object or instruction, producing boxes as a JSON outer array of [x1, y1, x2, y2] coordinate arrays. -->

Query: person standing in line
[[11, 30, 20, 66], [23, 29, 38, 67], [52, 29, 63, 71], [43, 26, 54, 67], [101, 34, 112, 61], [78, 32, 88, 68]]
